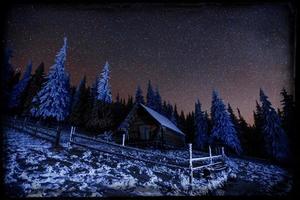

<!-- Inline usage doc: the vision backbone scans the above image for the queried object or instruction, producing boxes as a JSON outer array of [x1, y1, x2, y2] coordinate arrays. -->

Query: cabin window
[[139, 125, 150, 140]]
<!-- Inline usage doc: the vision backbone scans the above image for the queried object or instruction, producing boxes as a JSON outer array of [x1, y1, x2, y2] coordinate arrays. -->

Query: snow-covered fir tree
[[135, 85, 145, 104], [146, 80, 156, 110], [194, 99, 208, 150], [227, 104, 239, 133], [259, 89, 290, 162], [210, 90, 242, 155], [9, 60, 32, 109], [30, 37, 70, 121], [97, 61, 112, 103]]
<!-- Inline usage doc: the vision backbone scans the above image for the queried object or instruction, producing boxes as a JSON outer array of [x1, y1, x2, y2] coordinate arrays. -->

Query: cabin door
[[139, 125, 150, 140]]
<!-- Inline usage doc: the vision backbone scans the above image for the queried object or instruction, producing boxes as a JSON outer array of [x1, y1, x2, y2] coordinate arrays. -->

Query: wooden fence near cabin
[[4, 118, 227, 184]]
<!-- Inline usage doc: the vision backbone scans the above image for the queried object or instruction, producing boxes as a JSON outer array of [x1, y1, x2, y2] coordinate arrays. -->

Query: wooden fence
[[188, 143, 225, 183], [4, 118, 227, 184]]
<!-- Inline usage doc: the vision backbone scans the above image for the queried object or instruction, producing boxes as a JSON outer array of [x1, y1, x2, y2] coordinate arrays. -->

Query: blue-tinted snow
[[3, 127, 230, 197], [141, 104, 184, 135]]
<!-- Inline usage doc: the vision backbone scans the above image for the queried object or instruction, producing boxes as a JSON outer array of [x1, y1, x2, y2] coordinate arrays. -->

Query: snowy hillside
[[3, 127, 230, 197]]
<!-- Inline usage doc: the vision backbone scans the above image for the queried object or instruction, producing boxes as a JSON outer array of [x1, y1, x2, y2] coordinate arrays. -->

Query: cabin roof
[[118, 103, 184, 136], [140, 104, 184, 135]]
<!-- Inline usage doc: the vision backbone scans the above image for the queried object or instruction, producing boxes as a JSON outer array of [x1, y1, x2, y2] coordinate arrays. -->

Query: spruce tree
[[173, 104, 179, 123], [135, 85, 145, 104], [97, 61, 112, 103], [146, 80, 155, 110], [87, 62, 113, 133], [162, 101, 168, 116], [210, 90, 242, 155], [2, 48, 15, 111], [280, 88, 295, 139], [30, 37, 70, 121], [252, 100, 265, 157], [154, 87, 162, 113], [23, 62, 45, 115], [259, 89, 290, 162], [178, 110, 186, 133], [9, 61, 32, 110], [237, 108, 252, 155], [227, 104, 239, 132], [69, 76, 87, 126], [113, 93, 127, 129], [194, 99, 208, 150]]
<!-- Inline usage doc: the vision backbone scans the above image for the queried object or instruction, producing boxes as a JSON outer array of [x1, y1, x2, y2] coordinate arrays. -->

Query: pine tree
[[23, 62, 45, 115], [236, 108, 251, 155], [9, 61, 32, 110], [126, 95, 134, 113], [135, 85, 145, 104], [178, 110, 186, 134], [3, 48, 14, 85], [173, 104, 179, 123], [2, 48, 15, 111], [194, 99, 208, 150], [83, 87, 94, 129], [280, 88, 295, 139], [86, 100, 113, 133], [91, 75, 98, 100], [146, 80, 155, 110], [252, 100, 265, 157], [259, 89, 290, 162], [204, 111, 212, 137], [185, 112, 195, 144], [162, 101, 168, 116], [154, 87, 162, 113], [113, 93, 127, 129], [30, 37, 70, 121], [227, 104, 239, 132], [210, 90, 242, 155], [170, 109, 177, 125], [166, 102, 174, 119], [69, 76, 87, 126], [97, 61, 112, 103], [72, 76, 86, 110]]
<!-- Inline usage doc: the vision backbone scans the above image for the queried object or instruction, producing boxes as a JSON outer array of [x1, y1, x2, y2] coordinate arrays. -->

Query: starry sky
[[4, 3, 294, 124]]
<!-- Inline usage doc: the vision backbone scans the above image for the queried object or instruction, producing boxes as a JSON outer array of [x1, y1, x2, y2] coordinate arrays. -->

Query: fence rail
[[188, 144, 226, 184]]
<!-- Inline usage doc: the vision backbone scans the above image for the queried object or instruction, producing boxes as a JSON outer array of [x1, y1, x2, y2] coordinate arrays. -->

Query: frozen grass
[[3, 127, 230, 197]]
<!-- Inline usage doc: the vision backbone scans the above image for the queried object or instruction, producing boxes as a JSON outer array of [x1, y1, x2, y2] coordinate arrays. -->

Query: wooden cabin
[[115, 103, 185, 148]]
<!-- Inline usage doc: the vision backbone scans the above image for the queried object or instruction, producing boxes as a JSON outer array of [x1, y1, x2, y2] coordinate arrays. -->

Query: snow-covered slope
[[3, 127, 229, 197]]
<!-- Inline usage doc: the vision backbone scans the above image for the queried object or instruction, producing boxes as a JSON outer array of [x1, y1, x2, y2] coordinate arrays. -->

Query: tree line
[[1, 37, 294, 163]]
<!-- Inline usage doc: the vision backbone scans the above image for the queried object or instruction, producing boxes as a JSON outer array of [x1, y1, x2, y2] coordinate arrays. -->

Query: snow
[[141, 104, 184, 135], [3, 125, 292, 197], [3, 127, 229, 197]]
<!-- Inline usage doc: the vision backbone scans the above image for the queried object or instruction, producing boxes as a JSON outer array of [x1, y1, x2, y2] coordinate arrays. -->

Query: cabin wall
[[116, 106, 185, 147], [162, 129, 185, 147], [127, 112, 159, 142]]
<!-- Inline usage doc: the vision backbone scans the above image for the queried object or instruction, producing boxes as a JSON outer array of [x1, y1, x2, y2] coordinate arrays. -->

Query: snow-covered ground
[[3, 127, 231, 197]]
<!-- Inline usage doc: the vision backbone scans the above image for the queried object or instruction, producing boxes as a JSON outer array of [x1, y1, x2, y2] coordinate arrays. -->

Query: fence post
[[122, 133, 125, 146], [189, 143, 193, 184], [55, 125, 61, 148], [209, 145, 212, 164], [221, 147, 225, 157], [69, 126, 74, 147]]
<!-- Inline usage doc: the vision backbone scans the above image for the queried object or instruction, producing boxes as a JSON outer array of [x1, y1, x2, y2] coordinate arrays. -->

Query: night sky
[[4, 3, 294, 124]]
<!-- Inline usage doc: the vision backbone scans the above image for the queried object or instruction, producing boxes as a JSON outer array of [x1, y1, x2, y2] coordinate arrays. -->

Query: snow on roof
[[140, 104, 184, 136]]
